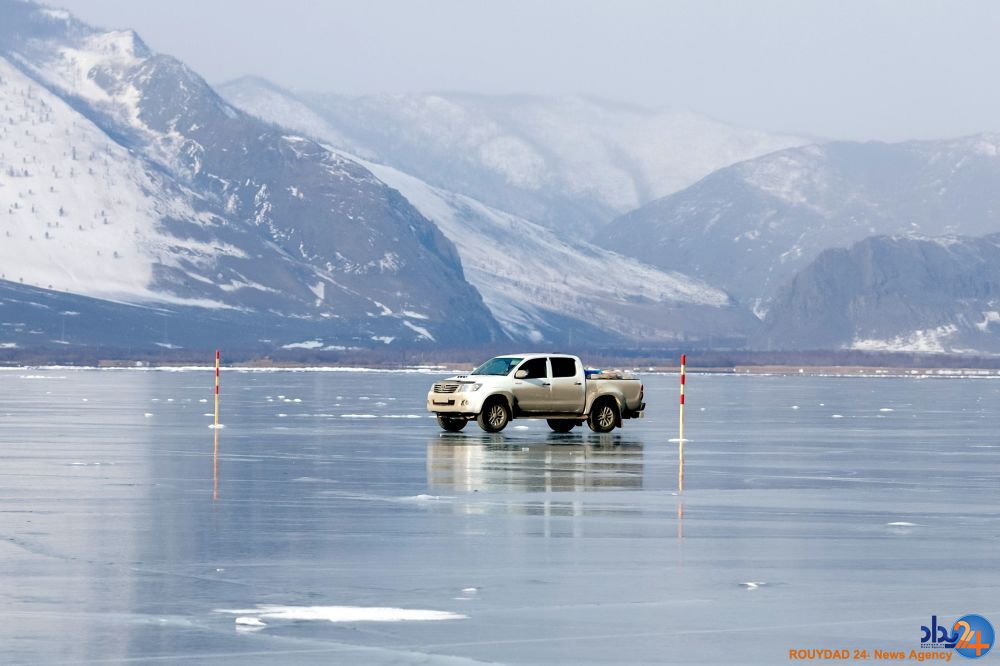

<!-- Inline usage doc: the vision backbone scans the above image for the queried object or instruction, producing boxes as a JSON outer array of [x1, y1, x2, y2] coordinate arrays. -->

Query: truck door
[[548, 357, 586, 413], [512, 357, 550, 412]]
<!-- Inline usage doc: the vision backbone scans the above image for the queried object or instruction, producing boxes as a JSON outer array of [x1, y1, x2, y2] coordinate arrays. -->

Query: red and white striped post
[[214, 349, 221, 425], [213, 349, 220, 500], [679, 354, 685, 493]]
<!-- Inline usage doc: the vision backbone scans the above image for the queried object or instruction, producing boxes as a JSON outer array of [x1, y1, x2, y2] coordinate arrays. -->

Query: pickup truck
[[426, 353, 645, 433]]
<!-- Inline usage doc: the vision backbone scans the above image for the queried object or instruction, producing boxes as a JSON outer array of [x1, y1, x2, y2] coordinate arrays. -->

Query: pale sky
[[50, 0, 1000, 142]]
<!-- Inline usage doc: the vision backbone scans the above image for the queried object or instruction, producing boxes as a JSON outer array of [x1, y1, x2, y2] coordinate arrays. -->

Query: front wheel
[[436, 415, 467, 432], [588, 399, 619, 433], [547, 419, 576, 433], [477, 398, 510, 433]]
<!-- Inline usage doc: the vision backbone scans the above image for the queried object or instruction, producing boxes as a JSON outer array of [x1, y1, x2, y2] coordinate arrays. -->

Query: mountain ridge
[[604, 135, 1000, 314], [219, 75, 762, 346], [220, 77, 807, 236]]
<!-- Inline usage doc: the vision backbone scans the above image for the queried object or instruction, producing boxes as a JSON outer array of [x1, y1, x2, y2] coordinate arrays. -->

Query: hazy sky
[[52, 0, 1000, 142]]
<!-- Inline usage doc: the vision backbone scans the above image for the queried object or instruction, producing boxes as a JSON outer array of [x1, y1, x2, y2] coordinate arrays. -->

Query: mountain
[[0, 0, 503, 350], [357, 161, 760, 346], [219, 77, 760, 346], [219, 77, 806, 236], [605, 137, 1000, 315], [756, 234, 1000, 353]]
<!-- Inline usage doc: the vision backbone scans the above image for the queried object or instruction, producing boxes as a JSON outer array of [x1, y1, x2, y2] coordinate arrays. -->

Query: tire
[[477, 398, 510, 433], [547, 419, 576, 433], [436, 415, 467, 432], [588, 398, 619, 433]]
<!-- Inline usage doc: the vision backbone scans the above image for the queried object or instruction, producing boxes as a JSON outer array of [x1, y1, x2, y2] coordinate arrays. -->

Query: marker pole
[[214, 350, 220, 427], [213, 349, 220, 500], [679, 354, 685, 493]]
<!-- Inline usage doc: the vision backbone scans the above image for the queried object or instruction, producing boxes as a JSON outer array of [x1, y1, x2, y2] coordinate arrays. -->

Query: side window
[[550, 357, 578, 378], [518, 358, 548, 379]]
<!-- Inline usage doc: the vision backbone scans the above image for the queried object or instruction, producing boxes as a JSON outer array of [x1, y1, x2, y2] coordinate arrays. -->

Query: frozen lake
[[0, 368, 997, 664]]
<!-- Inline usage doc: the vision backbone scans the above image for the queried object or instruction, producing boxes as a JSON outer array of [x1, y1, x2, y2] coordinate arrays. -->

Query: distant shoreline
[[3, 362, 999, 378], [5, 345, 1000, 374]]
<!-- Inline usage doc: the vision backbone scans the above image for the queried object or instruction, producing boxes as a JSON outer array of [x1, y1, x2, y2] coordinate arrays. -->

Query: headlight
[[460, 383, 482, 392]]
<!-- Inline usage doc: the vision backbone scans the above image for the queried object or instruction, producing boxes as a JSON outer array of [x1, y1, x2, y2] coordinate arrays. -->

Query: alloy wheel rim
[[489, 405, 505, 427], [598, 406, 614, 428]]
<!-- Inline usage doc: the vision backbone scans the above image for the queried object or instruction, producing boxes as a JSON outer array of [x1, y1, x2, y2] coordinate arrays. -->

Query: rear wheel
[[547, 419, 576, 433], [436, 415, 467, 432], [588, 399, 619, 433], [477, 398, 510, 433]]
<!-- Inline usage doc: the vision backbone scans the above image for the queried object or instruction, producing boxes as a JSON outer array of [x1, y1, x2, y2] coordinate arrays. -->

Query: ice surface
[[0, 370, 996, 664]]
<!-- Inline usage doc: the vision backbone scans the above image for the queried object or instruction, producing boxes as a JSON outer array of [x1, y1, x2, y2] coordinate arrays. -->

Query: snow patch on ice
[[404, 494, 454, 502], [216, 605, 466, 623]]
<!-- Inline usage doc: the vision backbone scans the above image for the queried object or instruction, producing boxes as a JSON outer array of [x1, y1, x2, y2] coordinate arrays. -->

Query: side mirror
[[514, 369, 528, 379]]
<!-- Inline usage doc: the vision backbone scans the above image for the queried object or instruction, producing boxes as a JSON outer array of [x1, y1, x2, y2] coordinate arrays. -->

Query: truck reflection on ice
[[426, 434, 644, 493]]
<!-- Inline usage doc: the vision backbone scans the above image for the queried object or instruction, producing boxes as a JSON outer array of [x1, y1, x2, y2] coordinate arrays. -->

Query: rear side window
[[518, 358, 548, 379], [550, 357, 578, 378]]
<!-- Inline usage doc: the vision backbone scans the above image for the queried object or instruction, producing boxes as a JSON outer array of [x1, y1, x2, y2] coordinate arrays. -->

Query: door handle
[[542, 382, 551, 386], [574, 381, 582, 385]]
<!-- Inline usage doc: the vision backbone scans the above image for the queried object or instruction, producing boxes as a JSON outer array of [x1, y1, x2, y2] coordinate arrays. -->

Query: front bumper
[[426, 390, 486, 416]]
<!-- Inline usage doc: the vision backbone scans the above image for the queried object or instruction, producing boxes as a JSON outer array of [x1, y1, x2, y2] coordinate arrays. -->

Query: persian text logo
[[921, 614, 994, 659]]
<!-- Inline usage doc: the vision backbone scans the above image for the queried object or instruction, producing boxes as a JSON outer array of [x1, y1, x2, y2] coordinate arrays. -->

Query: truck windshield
[[471, 356, 524, 376]]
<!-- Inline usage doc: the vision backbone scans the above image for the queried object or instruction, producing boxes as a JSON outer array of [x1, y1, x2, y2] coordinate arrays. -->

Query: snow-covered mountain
[[756, 234, 1000, 353], [219, 77, 760, 346], [358, 161, 760, 345], [605, 137, 1000, 315], [0, 0, 502, 350], [0, 55, 225, 305], [219, 77, 807, 236]]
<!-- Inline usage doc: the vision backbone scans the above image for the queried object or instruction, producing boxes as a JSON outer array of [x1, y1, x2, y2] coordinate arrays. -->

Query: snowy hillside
[[220, 79, 807, 235], [0, 56, 227, 304], [0, 1, 503, 349], [358, 160, 758, 344], [220, 78, 760, 345]]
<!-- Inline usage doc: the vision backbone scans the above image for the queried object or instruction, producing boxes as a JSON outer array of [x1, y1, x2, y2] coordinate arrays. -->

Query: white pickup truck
[[426, 353, 645, 433]]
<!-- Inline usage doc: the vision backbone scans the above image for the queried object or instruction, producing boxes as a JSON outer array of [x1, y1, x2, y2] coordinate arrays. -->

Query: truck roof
[[498, 352, 578, 360]]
